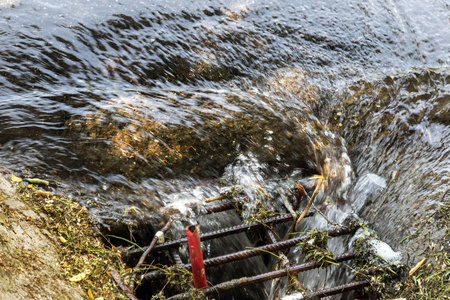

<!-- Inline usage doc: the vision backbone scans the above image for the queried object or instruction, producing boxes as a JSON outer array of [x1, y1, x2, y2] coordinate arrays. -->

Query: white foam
[[282, 292, 305, 300], [368, 239, 402, 265], [351, 227, 402, 265]]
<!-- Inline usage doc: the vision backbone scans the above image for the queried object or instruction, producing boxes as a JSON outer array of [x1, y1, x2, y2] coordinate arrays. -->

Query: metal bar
[[170, 249, 183, 265], [124, 212, 313, 258], [166, 252, 357, 300], [142, 226, 358, 281], [265, 228, 279, 244], [203, 200, 240, 214], [201, 226, 357, 268], [303, 280, 370, 299]]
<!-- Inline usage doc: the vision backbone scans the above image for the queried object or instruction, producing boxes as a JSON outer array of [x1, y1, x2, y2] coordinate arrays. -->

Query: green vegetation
[[21, 189, 129, 299], [352, 235, 404, 296], [298, 229, 337, 268], [382, 203, 450, 299], [150, 265, 194, 300]]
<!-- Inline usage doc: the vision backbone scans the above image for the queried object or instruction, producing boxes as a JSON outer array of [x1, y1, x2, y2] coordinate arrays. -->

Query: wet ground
[[0, 174, 85, 299]]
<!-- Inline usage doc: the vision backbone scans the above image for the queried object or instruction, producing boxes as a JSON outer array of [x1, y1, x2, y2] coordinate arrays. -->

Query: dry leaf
[[11, 174, 22, 182], [296, 183, 305, 201], [37, 190, 52, 196], [409, 257, 426, 276], [26, 178, 50, 185], [309, 175, 327, 191], [69, 272, 86, 282], [308, 174, 325, 180], [59, 236, 67, 244], [77, 206, 88, 215]]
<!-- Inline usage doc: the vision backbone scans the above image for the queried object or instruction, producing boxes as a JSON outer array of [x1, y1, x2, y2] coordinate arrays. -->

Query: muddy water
[[1, 0, 449, 298]]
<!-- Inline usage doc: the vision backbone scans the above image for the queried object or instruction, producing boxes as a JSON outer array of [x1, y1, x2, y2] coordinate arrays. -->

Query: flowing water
[[1, 0, 449, 298]]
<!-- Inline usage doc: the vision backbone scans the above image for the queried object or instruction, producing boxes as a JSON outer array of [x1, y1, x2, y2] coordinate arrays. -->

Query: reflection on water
[[0, 0, 449, 298]]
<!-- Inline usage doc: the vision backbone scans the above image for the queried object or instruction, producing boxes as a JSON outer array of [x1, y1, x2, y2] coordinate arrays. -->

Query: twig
[[129, 219, 173, 291], [109, 268, 139, 300], [205, 195, 226, 203], [294, 182, 322, 231], [409, 257, 426, 276], [279, 179, 323, 243]]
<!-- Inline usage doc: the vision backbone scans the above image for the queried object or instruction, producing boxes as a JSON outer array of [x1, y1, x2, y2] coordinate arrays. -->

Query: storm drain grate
[[122, 200, 369, 299]]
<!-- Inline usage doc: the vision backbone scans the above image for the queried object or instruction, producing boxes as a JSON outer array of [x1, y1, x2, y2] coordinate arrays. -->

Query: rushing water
[[1, 0, 449, 298]]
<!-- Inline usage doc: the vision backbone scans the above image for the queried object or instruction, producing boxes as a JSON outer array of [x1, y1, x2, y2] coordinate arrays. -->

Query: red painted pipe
[[186, 225, 207, 288]]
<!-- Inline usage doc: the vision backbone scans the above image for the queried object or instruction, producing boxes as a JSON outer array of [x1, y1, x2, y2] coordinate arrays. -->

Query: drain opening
[[116, 197, 386, 300]]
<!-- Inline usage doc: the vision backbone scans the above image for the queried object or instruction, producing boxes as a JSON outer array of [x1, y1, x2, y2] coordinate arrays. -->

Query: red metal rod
[[186, 225, 207, 288]]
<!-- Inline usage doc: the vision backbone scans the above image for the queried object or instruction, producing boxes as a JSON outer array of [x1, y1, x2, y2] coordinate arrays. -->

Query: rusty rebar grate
[[121, 199, 369, 299]]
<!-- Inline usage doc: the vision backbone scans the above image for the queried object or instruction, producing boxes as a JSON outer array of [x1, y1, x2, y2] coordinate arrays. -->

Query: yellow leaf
[[309, 175, 328, 192], [27, 184, 33, 189], [409, 257, 426, 276], [308, 174, 325, 180], [37, 190, 52, 196], [77, 206, 88, 215], [87, 289, 94, 299], [69, 272, 86, 282], [59, 236, 67, 244], [11, 174, 22, 182]]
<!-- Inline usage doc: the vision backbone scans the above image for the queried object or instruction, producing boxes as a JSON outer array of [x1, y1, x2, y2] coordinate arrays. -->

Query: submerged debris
[[351, 227, 404, 297], [299, 229, 336, 268]]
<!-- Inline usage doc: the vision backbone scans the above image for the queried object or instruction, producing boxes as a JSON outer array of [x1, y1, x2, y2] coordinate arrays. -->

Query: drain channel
[[142, 225, 358, 282], [121, 199, 370, 299]]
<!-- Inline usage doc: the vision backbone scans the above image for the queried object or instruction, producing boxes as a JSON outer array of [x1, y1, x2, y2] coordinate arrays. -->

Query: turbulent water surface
[[1, 0, 449, 298]]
